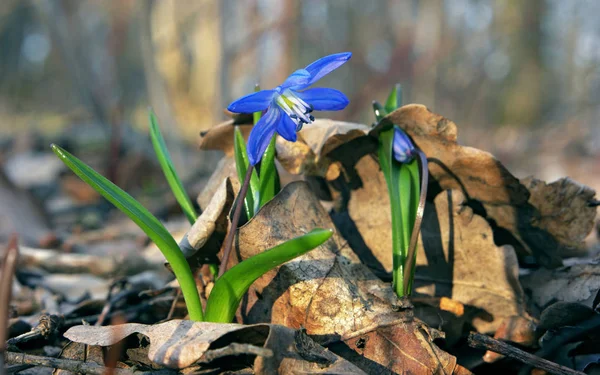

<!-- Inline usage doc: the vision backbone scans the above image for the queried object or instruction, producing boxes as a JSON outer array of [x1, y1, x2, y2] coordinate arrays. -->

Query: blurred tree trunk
[[501, 0, 545, 127], [148, 0, 222, 138]]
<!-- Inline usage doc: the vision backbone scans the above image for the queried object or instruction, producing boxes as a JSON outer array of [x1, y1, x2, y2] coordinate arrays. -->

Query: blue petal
[[295, 88, 349, 111], [304, 52, 352, 86], [392, 127, 415, 164], [279, 69, 311, 90], [227, 89, 276, 113], [247, 107, 279, 166], [276, 110, 298, 142]]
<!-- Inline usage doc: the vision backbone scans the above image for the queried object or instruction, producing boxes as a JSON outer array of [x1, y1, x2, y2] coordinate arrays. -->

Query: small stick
[[403, 149, 428, 295], [165, 288, 181, 321], [219, 165, 254, 278], [5, 352, 175, 375], [468, 332, 585, 375]]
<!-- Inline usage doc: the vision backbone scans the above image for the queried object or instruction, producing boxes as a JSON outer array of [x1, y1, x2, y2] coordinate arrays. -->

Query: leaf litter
[[5, 104, 599, 374]]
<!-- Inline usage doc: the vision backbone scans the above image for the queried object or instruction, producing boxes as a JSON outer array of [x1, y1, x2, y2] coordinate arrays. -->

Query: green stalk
[[379, 129, 406, 297], [258, 135, 279, 207], [233, 127, 260, 218]]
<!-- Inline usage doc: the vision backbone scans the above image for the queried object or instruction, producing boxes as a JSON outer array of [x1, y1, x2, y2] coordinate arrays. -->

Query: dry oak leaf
[[176, 177, 234, 275], [522, 176, 597, 257], [197, 118, 251, 156], [333, 104, 596, 271], [230, 181, 471, 374], [413, 189, 526, 333], [339, 156, 525, 332], [64, 320, 365, 374], [275, 119, 370, 177]]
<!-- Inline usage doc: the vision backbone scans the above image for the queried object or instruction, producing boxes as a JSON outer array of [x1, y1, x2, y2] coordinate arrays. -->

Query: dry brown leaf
[[275, 105, 596, 268], [178, 177, 234, 274], [232, 181, 471, 374], [64, 320, 365, 373], [413, 189, 526, 333], [340, 153, 525, 333], [387, 105, 597, 266], [521, 259, 600, 309], [523, 177, 597, 257], [198, 120, 252, 156], [483, 315, 537, 363], [275, 119, 370, 177]]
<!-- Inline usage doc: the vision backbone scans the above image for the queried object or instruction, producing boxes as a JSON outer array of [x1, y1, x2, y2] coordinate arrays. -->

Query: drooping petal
[[279, 69, 311, 90], [392, 127, 415, 164], [304, 52, 352, 86], [247, 107, 280, 166], [227, 89, 276, 113], [295, 87, 349, 111], [276, 110, 298, 142]]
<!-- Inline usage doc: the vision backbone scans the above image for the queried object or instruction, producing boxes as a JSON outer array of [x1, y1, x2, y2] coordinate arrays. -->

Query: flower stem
[[219, 165, 254, 278], [402, 149, 428, 295]]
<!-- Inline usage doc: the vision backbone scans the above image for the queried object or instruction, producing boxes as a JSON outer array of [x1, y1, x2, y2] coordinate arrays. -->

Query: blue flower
[[228, 52, 352, 165], [392, 127, 415, 164]]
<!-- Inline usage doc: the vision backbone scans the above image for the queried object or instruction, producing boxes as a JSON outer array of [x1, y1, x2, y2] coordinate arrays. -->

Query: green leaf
[[233, 127, 261, 218], [372, 101, 387, 122], [384, 84, 403, 114], [204, 228, 333, 323], [51, 144, 204, 321], [258, 135, 279, 208], [149, 110, 198, 225], [378, 128, 405, 297]]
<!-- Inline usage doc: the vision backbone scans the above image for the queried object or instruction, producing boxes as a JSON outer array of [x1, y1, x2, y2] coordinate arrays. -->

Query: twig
[[5, 352, 175, 375], [96, 279, 127, 326], [219, 165, 254, 278], [1, 235, 19, 375], [6, 314, 63, 347], [201, 343, 272, 362], [165, 288, 181, 321], [403, 149, 428, 295], [468, 332, 585, 375]]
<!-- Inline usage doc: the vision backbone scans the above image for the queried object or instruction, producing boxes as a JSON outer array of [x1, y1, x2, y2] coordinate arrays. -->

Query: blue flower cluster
[[228, 52, 352, 165]]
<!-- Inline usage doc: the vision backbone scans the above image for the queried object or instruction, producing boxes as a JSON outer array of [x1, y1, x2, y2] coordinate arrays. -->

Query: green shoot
[[148, 110, 198, 224], [51, 144, 204, 321], [205, 228, 333, 323]]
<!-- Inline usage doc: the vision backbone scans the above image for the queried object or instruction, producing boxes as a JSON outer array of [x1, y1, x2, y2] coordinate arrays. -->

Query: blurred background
[[0, 0, 599, 243]]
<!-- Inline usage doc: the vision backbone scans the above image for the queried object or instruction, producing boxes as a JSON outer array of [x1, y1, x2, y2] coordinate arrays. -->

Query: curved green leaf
[[385, 84, 403, 114], [149, 110, 198, 225], [204, 228, 333, 323], [51, 144, 204, 321]]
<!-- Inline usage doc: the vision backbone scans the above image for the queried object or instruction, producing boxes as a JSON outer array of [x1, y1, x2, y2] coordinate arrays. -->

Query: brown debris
[[64, 320, 365, 373], [521, 260, 600, 309], [271, 106, 597, 268], [414, 189, 526, 333], [198, 120, 252, 156], [483, 315, 537, 363], [233, 181, 470, 374]]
